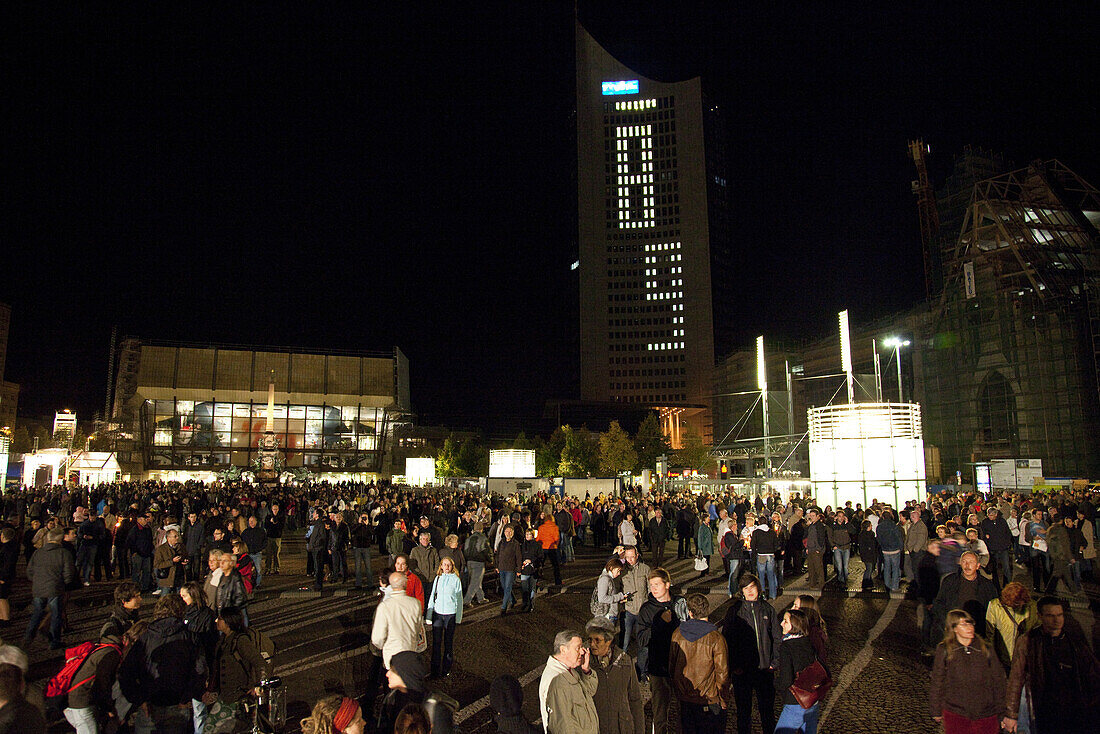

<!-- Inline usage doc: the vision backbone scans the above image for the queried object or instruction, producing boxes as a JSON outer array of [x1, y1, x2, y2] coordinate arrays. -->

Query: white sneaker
[[83, 582, 91, 587]]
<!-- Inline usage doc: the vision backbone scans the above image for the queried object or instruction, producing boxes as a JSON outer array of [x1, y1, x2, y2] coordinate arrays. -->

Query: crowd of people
[[0, 480, 1097, 733]]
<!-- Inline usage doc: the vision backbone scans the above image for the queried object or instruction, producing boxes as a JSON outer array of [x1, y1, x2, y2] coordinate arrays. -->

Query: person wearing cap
[[586, 616, 644, 734], [379, 650, 457, 734], [300, 694, 365, 734], [489, 674, 541, 734]]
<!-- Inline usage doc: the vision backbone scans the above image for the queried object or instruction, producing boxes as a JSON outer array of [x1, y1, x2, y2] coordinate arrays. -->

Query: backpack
[[590, 585, 611, 617], [45, 641, 121, 707], [237, 554, 257, 595]]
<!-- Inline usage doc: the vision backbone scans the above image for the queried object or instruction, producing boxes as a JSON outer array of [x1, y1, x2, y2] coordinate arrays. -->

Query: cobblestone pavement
[[6, 535, 1096, 733]]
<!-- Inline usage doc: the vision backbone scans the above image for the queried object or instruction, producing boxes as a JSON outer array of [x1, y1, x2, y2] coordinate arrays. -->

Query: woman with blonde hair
[[929, 609, 1006, 733], [425, 556, 463, 679], [300, 695, 365, 734]]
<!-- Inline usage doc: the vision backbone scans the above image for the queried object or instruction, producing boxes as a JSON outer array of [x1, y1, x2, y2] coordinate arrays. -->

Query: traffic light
[[719, 460, 729, 478]]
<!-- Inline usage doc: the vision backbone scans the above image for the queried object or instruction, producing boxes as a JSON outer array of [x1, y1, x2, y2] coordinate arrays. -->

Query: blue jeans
[[727, 559, 742, 597], [464, 561, 486, 603], [519, 574, 537, 609], [621, 610, 638, 653], [775, 702, 819, 733], [991, 549, 1012, 589], [500, 571, 517, 611], [352, 547, 372, 587], [756, 555, 777, 599], [561, 535, 574, 562], [24, 595, 63, 647], [131, 553, 153, 592], [883, 552, 901, 590], [77, 544, 97, 584], [249, 553, 263, 587], [832, 548, 850, 583], [431, 613, 456, 676]]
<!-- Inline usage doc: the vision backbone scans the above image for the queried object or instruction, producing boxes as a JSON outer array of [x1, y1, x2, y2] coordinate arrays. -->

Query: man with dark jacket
[[804, 509, 829, 589], [876, 511, 904, 591], [648, 509, 671, 567], [119, 594, 207, 734], [23, 526, 77, 649], [183, 512, 206, 582], [241, 516, 267, 587], [676, 505, 697, 559], [306, 508, 328, 591], [327, 511, 350, 583], [76, 509, 107, 586], [100, 581, 143, 640], [722, 573, 780, 734], [980, 507, 1014, 590], [635, 568, 688, 734], [127, 514, 155, 593], [932, 550, 998, 637], [670, 593, 729, 734], [262, 503, 285, 576], [351, 513, 374, 589]]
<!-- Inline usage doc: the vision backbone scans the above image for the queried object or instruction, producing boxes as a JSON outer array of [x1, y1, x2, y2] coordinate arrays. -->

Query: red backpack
[[45, 641, 121, 705], [237, 553, 257, 594]]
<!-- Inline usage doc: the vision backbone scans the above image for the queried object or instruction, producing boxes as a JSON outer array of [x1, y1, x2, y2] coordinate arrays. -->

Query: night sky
[[6, 2, 1098, 429]]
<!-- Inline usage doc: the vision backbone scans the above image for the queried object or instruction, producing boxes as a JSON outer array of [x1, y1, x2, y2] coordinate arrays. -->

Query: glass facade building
[[112, 340, 410, 479]]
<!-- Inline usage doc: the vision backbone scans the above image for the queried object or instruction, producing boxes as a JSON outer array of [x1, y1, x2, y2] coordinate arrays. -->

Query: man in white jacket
[[370, 572, 424, 668]]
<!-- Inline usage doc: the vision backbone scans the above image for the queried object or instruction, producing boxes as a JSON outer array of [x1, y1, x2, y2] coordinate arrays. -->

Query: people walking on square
[[721, 573, 779, 734], [585, 616, 644, 734], [929, 608, 1006, 734], [23, 526, 77, 649], [670, 593, 728, 734], [539, 630, 598, 734], [462, 522, 490, 606], [635, 568, 688, 734], [426, 557, 463, 679], [804, 509, 829, 590], [1002, 596, 1100, 734], [774, 608, 826, 734]]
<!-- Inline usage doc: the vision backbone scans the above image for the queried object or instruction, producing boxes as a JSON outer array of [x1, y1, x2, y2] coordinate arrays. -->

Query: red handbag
[[789, 659, 832, 708]]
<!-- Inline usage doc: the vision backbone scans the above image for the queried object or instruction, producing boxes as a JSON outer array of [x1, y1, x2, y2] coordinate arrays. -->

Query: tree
[[537, 426, 567, 477], [599, 421, 637, 475], [634, 413, 671, 473], [558, 425, 599, 477], [674, 429, 713, 474], [10, 426, 32, 454], [455, 436, 486, 477], [511, 431, 536, 451], [435, 435, 460, 477]]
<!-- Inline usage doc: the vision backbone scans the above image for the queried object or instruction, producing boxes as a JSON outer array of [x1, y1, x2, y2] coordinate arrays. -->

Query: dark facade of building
[[575, 21, 732, 442]]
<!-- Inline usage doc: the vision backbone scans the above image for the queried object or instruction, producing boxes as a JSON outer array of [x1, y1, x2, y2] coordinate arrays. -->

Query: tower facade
[[576, 21, 724, 440]]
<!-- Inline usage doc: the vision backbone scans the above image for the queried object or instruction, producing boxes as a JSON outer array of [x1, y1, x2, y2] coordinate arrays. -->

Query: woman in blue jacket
[[426, 556, 464, 678]]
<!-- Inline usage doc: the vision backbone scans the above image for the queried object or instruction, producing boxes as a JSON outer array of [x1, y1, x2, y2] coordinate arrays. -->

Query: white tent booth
[[809, 402, 927, 510]]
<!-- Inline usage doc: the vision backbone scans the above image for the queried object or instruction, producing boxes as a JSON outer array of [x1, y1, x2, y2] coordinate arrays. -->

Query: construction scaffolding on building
[[921, 158, 1100, 478]]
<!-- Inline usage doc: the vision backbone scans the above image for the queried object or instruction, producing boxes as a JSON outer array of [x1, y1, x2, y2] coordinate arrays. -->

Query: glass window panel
[[307, 406, 324, 419], [153, 428, 172, 446], [176, 400, 195, 414], [213, 417, 232, 432], [341, 406, 359, 422], [214, 403, 232, 416], [289, 405, 306, 420], [234, 403, 252, 416]]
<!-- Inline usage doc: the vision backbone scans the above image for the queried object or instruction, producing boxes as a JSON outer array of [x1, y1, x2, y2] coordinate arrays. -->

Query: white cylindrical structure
[[808, 402, 926, 510]]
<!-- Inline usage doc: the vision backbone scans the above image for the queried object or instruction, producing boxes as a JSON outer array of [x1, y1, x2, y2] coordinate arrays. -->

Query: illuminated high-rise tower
[[575, 20, 731, 443]]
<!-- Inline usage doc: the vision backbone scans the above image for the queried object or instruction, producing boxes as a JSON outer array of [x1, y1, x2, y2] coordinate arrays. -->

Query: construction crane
[[909, 140, 942, 299]]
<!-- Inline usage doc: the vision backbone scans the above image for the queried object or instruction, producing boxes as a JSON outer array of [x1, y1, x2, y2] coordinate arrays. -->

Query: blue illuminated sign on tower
[[601, 80, 639, 95]]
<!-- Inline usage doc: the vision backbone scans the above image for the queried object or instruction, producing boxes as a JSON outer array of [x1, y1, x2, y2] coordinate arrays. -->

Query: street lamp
[[882, 337, 911, 402]]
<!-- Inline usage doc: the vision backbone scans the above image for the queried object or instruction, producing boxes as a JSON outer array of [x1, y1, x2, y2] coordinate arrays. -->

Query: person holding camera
[[153, 529, 188, 596]]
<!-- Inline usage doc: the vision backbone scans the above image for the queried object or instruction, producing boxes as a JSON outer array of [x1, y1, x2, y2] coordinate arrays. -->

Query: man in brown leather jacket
[[670, 593, 729, 734]]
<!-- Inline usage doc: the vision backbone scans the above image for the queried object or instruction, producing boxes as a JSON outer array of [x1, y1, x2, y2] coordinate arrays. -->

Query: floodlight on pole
[[882, 337, 911, 402], [757, 335, 771, 479], [839, 310, 854, 403]]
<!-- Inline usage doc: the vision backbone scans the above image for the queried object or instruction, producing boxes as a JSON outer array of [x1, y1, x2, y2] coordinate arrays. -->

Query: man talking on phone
[[539, 629, 599, 733]]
